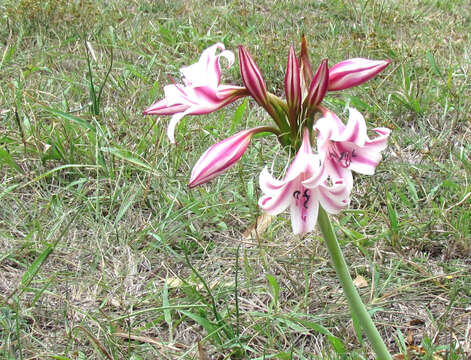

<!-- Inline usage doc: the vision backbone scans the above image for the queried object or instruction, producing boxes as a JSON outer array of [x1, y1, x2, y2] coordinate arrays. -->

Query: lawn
[[1, 0, 470, 359]]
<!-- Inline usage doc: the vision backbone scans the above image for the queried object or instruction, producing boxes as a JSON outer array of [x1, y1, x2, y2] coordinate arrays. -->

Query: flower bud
[[189, 128, 258, 188], [328, 58, 391, 91]]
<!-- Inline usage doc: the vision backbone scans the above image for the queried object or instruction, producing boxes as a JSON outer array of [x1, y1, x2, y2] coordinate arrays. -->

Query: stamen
[[303, 189, 311, 209]]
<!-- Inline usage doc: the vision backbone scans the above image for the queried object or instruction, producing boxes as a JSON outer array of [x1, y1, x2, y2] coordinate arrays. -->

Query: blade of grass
[[100, 146, 157, 174], [7, 209, 81, 300], [0, 164, 99, 201], [39, 105, 96, 132], [162, 281, 173, 343]]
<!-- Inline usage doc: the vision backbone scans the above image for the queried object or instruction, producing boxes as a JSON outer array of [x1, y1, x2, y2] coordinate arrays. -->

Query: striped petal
[[333, 107, 368, 146], [318, 180, 350, 214], [259, 181, 295, 215]]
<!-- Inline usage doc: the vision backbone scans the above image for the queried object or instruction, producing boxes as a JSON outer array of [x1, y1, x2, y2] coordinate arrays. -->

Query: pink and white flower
[[315, 107, 391, 190], [259, 129, 349, 234], [189, 127, 265, 188], [143, 43, 247, 143], [328, 58, 391, 91]]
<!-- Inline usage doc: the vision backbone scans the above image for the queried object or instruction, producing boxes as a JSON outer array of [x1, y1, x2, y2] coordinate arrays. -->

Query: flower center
[[328, 142, 356, 168], [293, 189, 311, 209]]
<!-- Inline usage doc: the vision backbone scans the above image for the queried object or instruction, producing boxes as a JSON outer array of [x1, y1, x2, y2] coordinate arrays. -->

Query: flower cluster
[[144, 38, 391, 234]]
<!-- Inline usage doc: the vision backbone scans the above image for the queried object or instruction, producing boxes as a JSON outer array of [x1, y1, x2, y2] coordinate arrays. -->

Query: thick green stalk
[[317, 206, 392, 360]]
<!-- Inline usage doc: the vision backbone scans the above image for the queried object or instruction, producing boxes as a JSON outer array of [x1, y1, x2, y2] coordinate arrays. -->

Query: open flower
[[259, 129, 349, 234], [189, 127, 271, 188], [315, 107, 391, 190], [143, 43, 248, 143]]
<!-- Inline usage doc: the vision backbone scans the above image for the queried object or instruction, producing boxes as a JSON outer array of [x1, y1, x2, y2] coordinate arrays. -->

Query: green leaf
[[275, 352, 292, 360], [40, 106, 95, 132], [230, 98, 248, 132], [386, 191, 399, 244], [114, 186, 140, 224], [179, 310, 221, 344], [0, 164, 99, 201], [101, 147, 155, 173], [19, 244, 55, 290], [426, 51, 441, 76], [0, 148, 24, 173], [404, 174, 419, 204], [289, 319, 346, 354], [162, 281, 173, 342], [266, 274, 280, 310]]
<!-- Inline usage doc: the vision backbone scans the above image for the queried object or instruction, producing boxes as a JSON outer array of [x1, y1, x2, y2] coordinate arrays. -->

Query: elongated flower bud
[[298, 36, 314, 94], [305, 59, 329, 111], [328, 58, 391, 91], [189, 128, 260, 188], [284, 46, 301, 113], [238, 46, 269, 108]]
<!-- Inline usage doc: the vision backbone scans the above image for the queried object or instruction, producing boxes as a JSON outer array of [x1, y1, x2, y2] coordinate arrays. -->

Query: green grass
[[1, 0, 470, 358]]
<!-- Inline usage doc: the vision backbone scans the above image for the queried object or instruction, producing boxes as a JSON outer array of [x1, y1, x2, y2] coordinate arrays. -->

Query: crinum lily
[[143, 43, 248, 143], [315, 107, 391, 190], [259, 129, 349, 234], [144, 39, 394, 359]]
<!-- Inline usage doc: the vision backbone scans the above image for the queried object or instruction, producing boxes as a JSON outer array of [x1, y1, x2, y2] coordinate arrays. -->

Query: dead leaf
[[198, 340, 209, 360], [353, 275, 368, 288], [113, 332, 184, 351], [166, 277, 183, 288], [243, 213, 273, 239]]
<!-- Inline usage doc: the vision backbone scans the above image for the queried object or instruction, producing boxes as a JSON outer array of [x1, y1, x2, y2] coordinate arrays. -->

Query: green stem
[[317, 207, 392, 360]]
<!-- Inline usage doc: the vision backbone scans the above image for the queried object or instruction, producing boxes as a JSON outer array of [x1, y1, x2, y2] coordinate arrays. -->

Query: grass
[[1, 0, 470, 358]]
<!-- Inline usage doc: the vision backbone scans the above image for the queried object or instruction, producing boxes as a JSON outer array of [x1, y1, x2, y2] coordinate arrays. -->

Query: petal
[[259, 167, 290, 194], [142, 99, 189, 115], [325, 157, 353, 190], [166, 111, 188, 144], [314, 108, 346, 145], [285, 129, 319, 181], [189, 85, 244, 112], [334, 107, 368, 146], [365, 127, 391, 152], [302, 156, 328, 188], [349, 146, 383, 175], [258, 181, 294, 215], [318, 181, 350, 214], [290, 184, 319, 235], [180, 43, 234, 88]]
